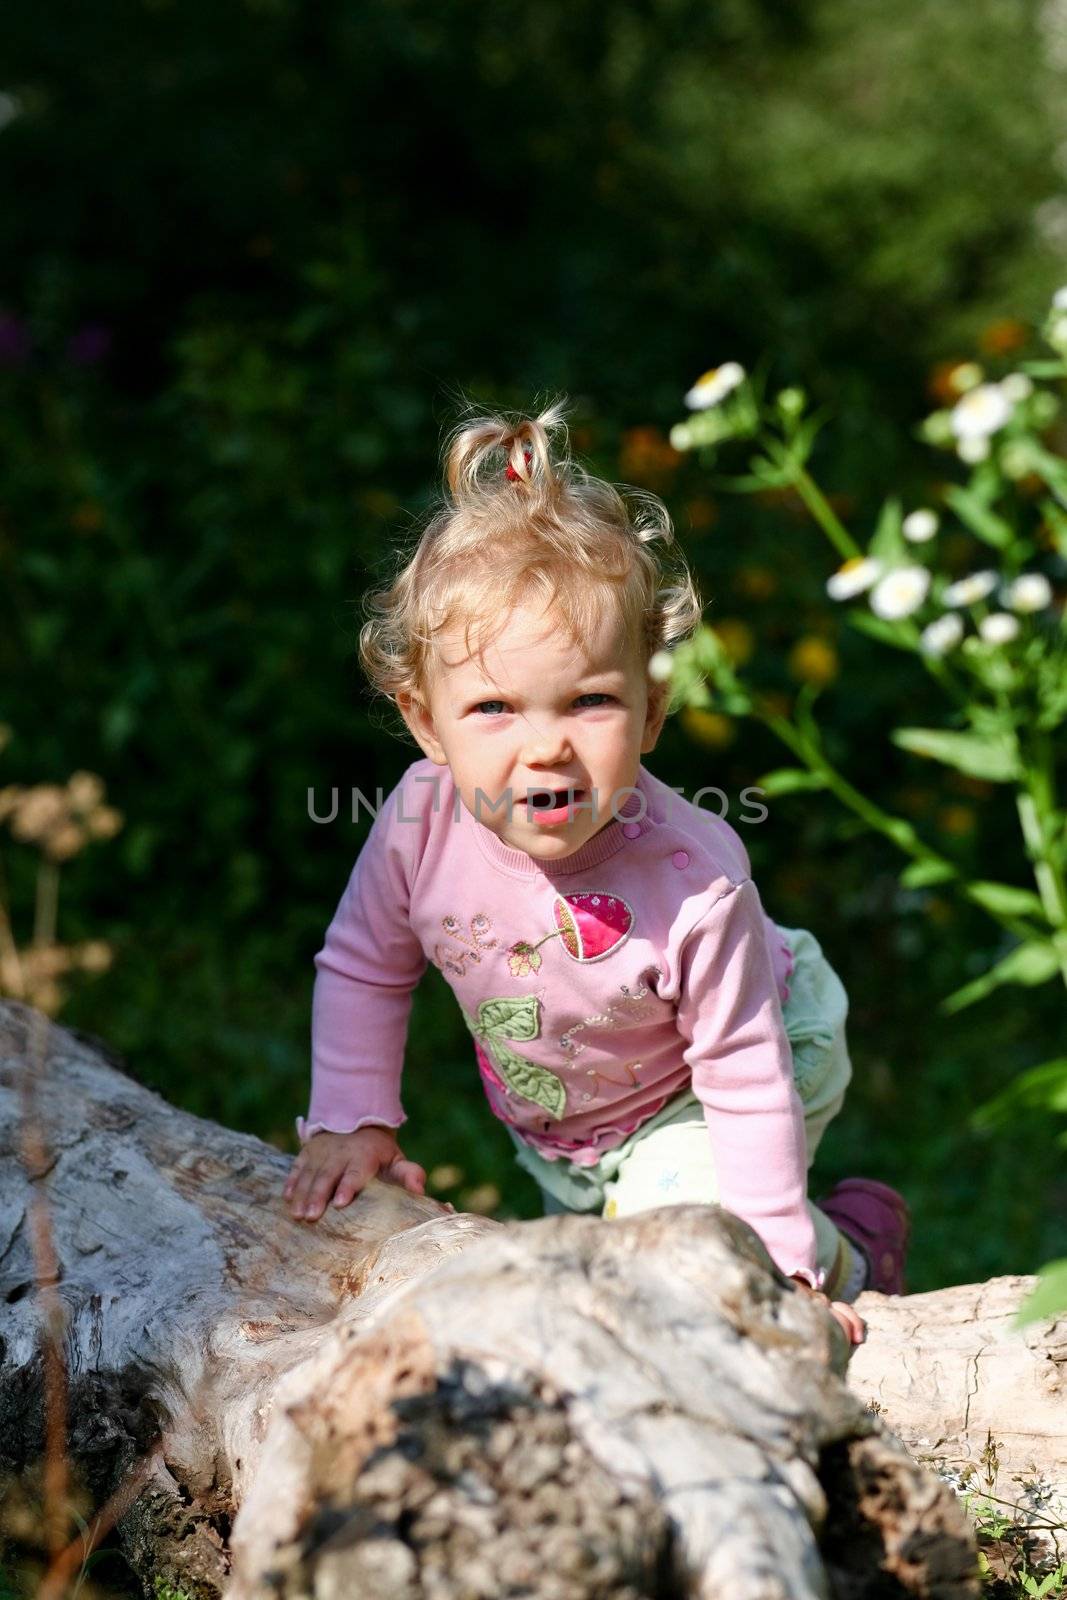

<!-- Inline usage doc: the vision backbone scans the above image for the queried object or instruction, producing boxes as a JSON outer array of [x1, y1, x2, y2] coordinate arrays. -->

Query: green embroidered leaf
[[492, 1042, 567, 1119], [476, 995, 542, 1042]]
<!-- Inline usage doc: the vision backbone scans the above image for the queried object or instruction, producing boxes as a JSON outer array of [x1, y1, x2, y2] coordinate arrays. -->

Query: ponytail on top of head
[[443, 400, 568, 500], [359, 395, 703, 714]]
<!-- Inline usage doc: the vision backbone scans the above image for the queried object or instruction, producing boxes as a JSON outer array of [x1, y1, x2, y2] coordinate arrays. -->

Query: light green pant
[[507, 926, 859, 1298]]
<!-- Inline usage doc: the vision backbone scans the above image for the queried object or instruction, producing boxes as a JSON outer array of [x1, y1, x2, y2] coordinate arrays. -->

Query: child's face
[[397, 600, 668, 863]]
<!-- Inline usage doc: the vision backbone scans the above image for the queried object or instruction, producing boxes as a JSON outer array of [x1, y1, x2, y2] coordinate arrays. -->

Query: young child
[[284, 403, 910, 1346]]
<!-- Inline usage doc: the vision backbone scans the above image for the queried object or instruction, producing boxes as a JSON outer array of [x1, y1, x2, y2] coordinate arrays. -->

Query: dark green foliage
[[1, 0, 1063, 1289]]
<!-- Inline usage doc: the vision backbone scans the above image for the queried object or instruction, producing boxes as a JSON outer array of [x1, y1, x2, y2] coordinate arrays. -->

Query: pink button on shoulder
[[622, 822, 641, 840], [671, 850, 690, 869]]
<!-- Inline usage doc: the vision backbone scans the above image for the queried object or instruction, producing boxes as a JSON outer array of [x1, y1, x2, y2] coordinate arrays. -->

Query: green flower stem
[[757, 707, 1046, 947], [1016, 735, 1067, 989], [786, 463, 863, 562]]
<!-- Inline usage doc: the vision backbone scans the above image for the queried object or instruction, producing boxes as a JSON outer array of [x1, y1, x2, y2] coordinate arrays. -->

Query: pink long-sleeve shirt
[[302, 757, 819, 1281]]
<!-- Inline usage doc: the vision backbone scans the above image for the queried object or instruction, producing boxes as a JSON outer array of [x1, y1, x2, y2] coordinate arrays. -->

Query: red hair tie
[[505, 445, 533, 482]]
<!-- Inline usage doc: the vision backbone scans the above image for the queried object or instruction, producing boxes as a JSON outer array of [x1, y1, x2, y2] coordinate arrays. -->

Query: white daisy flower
[[684, 362, 746, 410], [979, 612, 1020, 645], [919, 613, 964, 657], [1001, 573, 1052, 613], [942, 570, 998, 607], [958, 436, 991, 464], [870, 566, 931, 620], [826, 557, 882, 601], [648, 650, 675, 682], [902, 509, 939, 543], [951, 383, 1013, 442], [1053, 286, 1067, 311], [1000, 373, 1033, 403]]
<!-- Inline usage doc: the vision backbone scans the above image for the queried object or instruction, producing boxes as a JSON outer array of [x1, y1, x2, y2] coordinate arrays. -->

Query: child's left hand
[[790, 1276, 866, 1346], [825, 1298, 866, 1346]]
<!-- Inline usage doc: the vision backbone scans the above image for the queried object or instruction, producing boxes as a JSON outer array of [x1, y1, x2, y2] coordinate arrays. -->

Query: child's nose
[[521, 721, 574, 765]]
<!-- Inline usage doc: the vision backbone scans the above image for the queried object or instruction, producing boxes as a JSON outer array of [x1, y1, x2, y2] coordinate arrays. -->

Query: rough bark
[[0, 1002, 1058, 1599]]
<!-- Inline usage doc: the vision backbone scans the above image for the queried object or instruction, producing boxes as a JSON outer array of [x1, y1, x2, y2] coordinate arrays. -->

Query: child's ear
[[641, 678, 671, 755], [396, 691, 448, 765]]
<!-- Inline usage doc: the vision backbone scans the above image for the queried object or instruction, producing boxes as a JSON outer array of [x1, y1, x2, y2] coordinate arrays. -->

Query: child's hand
[[826, 1298, 866, 1346], [284, 1127, 426, 1221], [789, 1276, 866, 1347]]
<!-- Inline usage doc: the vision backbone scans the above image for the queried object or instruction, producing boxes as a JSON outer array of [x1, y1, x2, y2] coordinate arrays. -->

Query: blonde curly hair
[[359, 398, 703, 708]]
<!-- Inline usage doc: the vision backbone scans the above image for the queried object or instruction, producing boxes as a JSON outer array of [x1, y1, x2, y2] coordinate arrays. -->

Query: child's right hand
[[284, 1126, 427, 1221]]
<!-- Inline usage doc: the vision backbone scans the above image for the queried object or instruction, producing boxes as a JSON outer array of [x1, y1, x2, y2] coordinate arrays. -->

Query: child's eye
[[472, 694, 613, 716]]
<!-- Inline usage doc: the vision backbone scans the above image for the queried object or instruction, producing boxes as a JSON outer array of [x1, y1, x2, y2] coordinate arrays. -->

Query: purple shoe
[[817, 1178, 911, 1295]]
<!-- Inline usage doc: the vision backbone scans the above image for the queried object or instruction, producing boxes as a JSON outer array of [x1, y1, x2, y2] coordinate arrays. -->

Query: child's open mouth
[[526, 788, 586, 824]]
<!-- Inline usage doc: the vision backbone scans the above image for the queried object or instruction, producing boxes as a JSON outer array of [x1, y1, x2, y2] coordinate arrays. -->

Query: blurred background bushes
[[2, 0, 1064, 1286]]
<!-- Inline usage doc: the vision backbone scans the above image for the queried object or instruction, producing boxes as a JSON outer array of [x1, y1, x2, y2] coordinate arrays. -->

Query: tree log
[[1, 1002, 1060, 1599]]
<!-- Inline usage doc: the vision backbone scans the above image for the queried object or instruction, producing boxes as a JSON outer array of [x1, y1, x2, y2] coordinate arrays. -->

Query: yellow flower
[[86, 805, 124, 840], [76, 940, 114, 974], [788, 636, 839, 687], [45, 823, 87, 862], [979, 318, 1029, 356], [682, 708, 736, 749], [67, 771, 105, 813], [460, 1183, 501, 1216], [710, 619, 755, 666], [428, 1163, 465, 1191], [9, 786, 68, 844]]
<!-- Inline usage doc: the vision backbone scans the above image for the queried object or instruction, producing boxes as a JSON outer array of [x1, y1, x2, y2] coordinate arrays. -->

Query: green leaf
[[943, 485, 1014, 550], [966, 880, 1047, 918], [757, 768, 829, 796], [971, 1058, 1067, 1130], [1039, 499, 1067, 559], [474, 996, 541, 1042], [846, 612, 916, 652], [883, 816, 922, 851], [868, 497, 906, 564], [1019, 360, 1067, 378], [492, 1043, 567, 1118], [899, 859, 957, 888], [1014, 1259, 1067, 1327], [892, 726, 1019, 782], [941, 941, 1062, 1014]]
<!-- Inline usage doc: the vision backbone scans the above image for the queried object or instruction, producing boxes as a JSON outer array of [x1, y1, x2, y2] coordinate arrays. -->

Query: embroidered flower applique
[[506, 941, 542, 977], [433, 913, 497, 978]]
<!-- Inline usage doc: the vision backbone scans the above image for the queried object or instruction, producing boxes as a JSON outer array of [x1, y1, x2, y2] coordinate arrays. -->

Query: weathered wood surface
[[0, 1002, 1057, 1598]]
